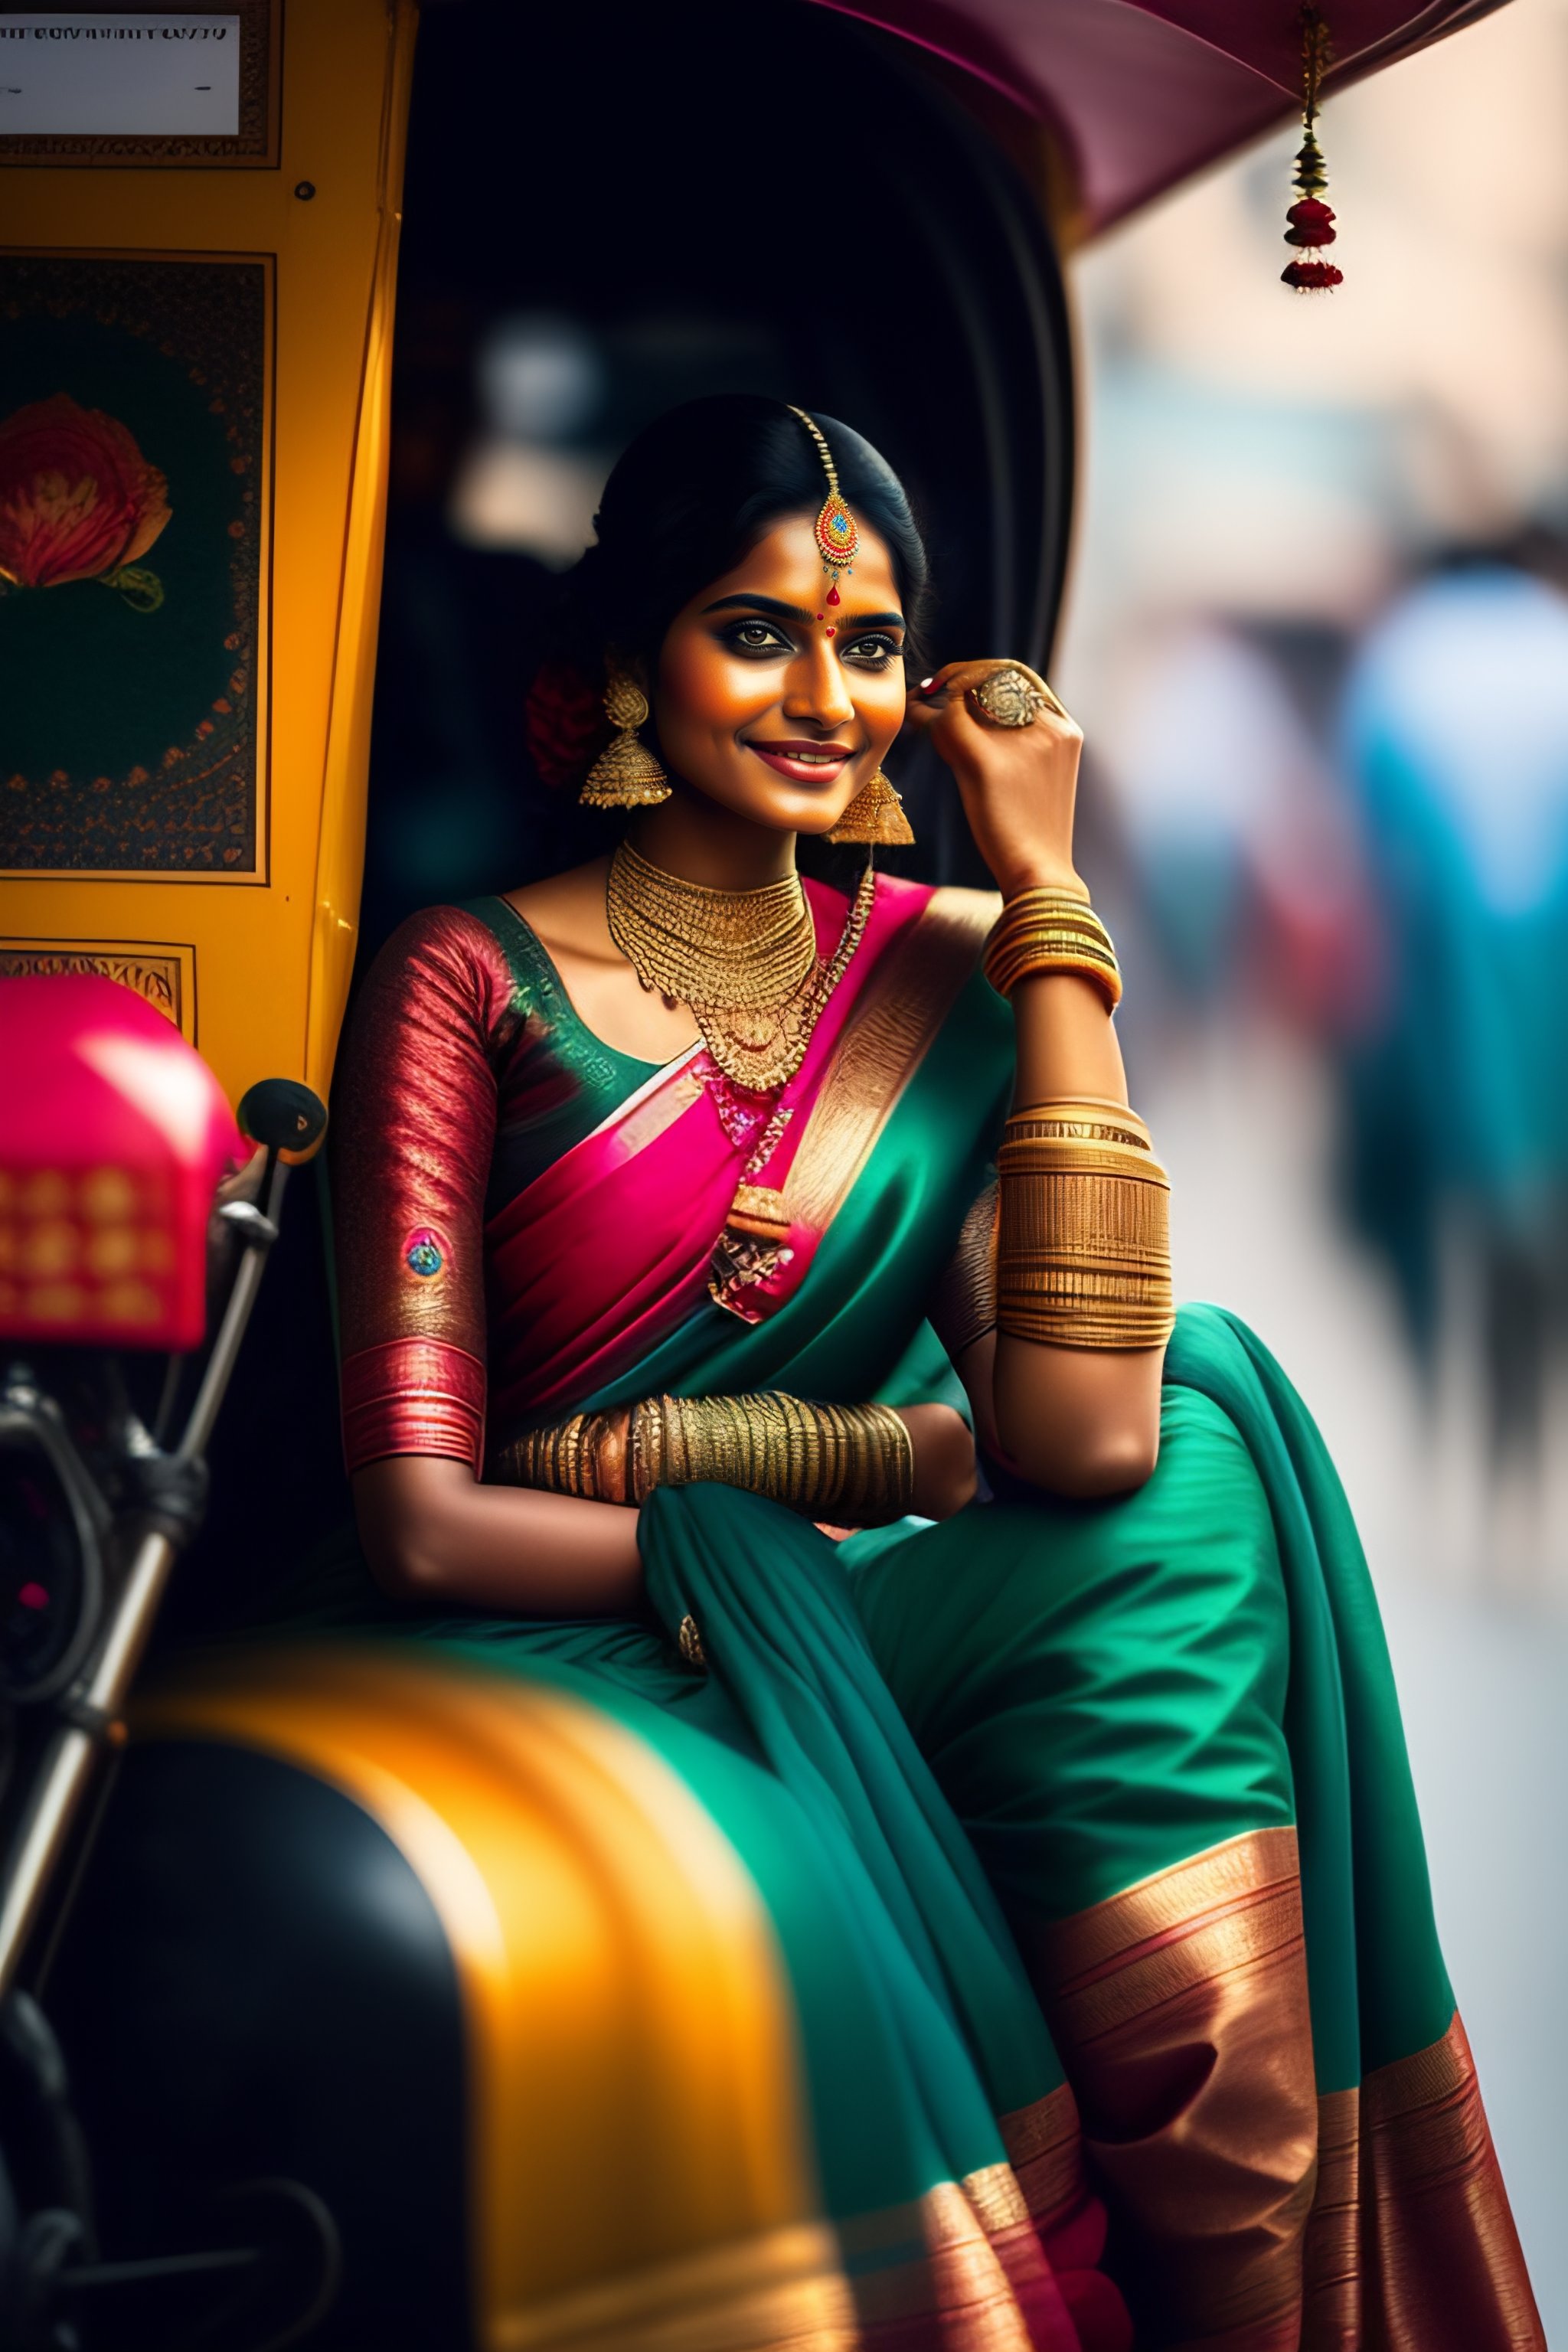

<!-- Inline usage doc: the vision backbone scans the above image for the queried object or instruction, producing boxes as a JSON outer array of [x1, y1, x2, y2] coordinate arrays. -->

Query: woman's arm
[[907, 665, 1164, 1500], [356, 1399, 975, 1617], [332, 909, 645, 1615], [354, 1456, 647, 1614], [995, 969, 1164, 1496]]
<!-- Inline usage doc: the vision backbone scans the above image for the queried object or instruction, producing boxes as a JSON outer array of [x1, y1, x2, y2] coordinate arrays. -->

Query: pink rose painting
[[0, 393, 172, 611], [2, 249, 265, 874]]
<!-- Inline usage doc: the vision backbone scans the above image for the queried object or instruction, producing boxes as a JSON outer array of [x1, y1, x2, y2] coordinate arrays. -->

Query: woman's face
[[652, 512, 909, 835]]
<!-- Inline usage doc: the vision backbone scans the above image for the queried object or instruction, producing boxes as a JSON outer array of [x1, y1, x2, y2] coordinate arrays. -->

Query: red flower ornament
[[524, 657, 607, 790], [1280, 8, 1343, 295], [0, 394, 172, 610]]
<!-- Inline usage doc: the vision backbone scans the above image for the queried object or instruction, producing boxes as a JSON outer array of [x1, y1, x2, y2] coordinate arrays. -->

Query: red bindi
[[825, 626, 836, 638]]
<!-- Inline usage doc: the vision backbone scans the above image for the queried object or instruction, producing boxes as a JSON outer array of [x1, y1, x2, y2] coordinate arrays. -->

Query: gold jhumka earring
[[579, 673, 671, 808], [828, 768, 914, 845], [788, 407, 916, 847]]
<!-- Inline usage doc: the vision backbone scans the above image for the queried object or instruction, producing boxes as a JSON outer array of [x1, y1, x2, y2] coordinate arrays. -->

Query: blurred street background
[[1055, 0, 1568, 2329]]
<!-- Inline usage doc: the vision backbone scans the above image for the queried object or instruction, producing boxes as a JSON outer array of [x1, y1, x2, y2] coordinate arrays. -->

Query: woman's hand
[[894, 1403, 978, 1521], [903, 659, 1083, 902]]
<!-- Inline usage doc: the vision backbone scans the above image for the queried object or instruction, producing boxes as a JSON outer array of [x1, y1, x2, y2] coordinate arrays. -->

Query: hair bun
[[524, 657, 606, 791]]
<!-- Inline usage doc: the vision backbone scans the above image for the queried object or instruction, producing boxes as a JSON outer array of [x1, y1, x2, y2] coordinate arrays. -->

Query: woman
[[332, 397, 1540, 2349]]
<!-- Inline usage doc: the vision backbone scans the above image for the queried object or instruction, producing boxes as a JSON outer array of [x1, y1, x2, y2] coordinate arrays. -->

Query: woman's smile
[[744, 737, 856, 784]]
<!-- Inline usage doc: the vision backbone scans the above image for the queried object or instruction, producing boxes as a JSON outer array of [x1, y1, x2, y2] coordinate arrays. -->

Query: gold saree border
[[835, 2172, 1068, 2347], [1022, 1827, 1318, 2347], [739, 2088, 1097, 2345], [1299, 2086, 1360, 2347], [779, 887, 998, 1240], [582, 1050, 708, 1157], [1301, 2011, 1544, 2352], [1027, 1837, 1542, 2352], [1040, 1824, 1303, 1991], [998, 2079, 1086, 2228]]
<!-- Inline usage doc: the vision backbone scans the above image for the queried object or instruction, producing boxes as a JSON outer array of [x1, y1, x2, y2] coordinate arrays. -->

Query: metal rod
[[0, 1713, 115, 2001], [176, 1157, 285, 1462], [0, 1161, 289, 1998], [64, 2246, 260, 2292]]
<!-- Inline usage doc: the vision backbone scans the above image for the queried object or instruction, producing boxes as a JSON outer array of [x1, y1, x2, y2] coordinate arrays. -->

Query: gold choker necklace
[[606, 839, 874, 1092]]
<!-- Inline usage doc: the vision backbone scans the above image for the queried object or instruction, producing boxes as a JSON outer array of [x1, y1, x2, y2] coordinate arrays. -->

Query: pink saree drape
[[483, 874, 952, 1427]]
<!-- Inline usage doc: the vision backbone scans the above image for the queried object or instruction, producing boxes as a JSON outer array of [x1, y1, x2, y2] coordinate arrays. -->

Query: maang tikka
[[789, 404, 915, 845], [788, 404, 858, 603]]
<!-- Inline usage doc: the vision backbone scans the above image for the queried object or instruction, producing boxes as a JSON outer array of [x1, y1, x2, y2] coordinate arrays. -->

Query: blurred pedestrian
[[1338, 552, 1568, 1469]]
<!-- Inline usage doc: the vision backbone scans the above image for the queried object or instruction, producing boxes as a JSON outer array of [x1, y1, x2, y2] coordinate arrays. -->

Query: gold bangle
[[501, 1391, 915, 1523], [997, 1111, 1174, 1351], [1009, 1097, 1154, 1154], [984, 889, 1122, 1011], [853, 1403, 916, 1522], [501, 1407, 632, 1501]]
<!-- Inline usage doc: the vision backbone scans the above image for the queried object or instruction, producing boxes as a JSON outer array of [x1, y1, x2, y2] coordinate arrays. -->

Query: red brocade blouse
[[331, 898, 667, 1480], [332, 879, 1008, 1485]]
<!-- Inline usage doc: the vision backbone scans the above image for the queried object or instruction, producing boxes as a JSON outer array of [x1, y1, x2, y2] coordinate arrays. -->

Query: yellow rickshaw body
[[2, 0, 413, 1111]]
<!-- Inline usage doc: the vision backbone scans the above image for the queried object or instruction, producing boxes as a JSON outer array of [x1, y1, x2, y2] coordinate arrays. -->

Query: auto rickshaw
[[0, 4, 1508, 2344]]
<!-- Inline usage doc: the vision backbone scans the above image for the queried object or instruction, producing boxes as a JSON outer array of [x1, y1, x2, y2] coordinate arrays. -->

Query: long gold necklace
[[606, 839, 874, 1093]]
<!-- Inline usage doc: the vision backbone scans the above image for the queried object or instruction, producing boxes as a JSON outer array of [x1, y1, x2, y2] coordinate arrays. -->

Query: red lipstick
[[745, 739, 855, 785]]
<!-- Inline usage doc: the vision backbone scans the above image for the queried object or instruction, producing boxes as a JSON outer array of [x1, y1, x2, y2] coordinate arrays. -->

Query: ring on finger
[[968, 665, 1062, 729]]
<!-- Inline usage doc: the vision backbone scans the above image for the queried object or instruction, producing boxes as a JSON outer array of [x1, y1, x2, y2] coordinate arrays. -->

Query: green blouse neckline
[[472, 893, 665, 1085]]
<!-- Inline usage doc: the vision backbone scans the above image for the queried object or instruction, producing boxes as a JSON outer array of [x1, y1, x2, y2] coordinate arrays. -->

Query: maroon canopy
[[813, 0, 1506, 234]]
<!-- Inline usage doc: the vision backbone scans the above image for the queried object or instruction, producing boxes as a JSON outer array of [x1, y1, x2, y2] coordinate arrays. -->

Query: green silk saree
[[315, 874, 1540, 2351]]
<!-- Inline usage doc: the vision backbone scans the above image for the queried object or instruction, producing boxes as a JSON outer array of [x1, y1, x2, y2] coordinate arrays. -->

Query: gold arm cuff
[[500, 1393, 915, 1524], [928, 1181, 1001, 1361], [997, 1116, 1174, 1351]]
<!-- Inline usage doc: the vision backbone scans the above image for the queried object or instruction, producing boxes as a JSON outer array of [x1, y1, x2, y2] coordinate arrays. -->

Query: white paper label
[[0, 15, 241, 136]]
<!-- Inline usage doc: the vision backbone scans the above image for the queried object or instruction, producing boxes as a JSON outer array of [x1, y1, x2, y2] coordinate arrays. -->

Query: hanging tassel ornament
[[1282, 8, 1343, 292]]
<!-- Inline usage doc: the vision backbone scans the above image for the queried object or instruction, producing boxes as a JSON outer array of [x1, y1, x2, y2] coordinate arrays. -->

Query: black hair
[[558, 394, 930, 673]]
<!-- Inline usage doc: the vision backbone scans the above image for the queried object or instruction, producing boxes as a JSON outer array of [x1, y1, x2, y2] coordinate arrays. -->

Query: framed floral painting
[[0, 248, 272, 878]]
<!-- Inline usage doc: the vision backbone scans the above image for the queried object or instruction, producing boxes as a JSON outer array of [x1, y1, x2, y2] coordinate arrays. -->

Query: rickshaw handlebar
[[0, 1093, 319, 2001]]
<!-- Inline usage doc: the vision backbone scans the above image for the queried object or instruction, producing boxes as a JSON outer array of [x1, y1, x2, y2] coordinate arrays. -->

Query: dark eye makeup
[[723, 619, 793, 655], [718, 617, 905, 667], [841, 631, 905, 667]]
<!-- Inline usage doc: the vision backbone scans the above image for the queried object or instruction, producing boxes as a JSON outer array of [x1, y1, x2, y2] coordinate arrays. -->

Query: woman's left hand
[[903, 659, 1084, 901]]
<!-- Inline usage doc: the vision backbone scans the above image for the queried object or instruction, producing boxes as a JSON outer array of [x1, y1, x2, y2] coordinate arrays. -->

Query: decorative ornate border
[[0, 1, 279, 168], [0, 247, 274, 882], [0, 933, 196, 1037]]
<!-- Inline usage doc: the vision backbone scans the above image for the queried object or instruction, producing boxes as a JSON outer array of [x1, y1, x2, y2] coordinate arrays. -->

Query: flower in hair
[[524, 658, 606, 790]]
